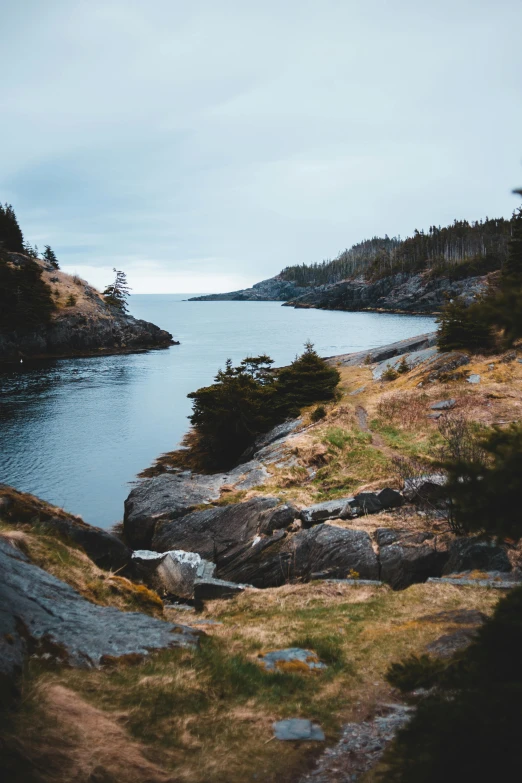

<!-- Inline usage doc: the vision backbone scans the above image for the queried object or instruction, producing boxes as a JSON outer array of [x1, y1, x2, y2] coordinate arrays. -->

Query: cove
[[0, 296, 435, 528]]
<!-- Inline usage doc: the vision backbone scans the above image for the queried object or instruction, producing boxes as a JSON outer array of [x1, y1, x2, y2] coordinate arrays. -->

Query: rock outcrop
[[189, 276, 308, 302], [0, 538, 199, 694], [188, 268, 489, 315], [0, 484, 131, 572], [0, 253, 176, 361]]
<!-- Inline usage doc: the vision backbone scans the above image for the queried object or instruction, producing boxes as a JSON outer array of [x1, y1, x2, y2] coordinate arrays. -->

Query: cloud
[[1, 0, 521, 292]]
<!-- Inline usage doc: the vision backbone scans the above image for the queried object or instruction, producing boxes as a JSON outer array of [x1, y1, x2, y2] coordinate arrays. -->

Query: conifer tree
[[43, 245, 60, 269], [0, 203, 24, 253], [275, 341, 341, 417], [103, 268, 131, 313], [436, 296, 493, 353]]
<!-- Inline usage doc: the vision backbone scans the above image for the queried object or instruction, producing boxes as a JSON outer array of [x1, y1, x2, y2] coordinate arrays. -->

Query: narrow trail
[[355, 405, 402, 462]]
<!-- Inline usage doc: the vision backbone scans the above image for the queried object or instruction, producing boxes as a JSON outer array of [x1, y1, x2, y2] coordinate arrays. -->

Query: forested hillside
[[280, 214, 516, 287]]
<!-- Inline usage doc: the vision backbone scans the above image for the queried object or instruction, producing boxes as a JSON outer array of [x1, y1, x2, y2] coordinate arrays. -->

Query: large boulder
[[299, 498, 355, 527], [0, 538, 199, 696], [151, 497, 287, 559], [123, 472, 226, 548], [0, 484, 131, 572], [132, 549, 216, 598], [217, 523, 379, 587], [443, 538, 511, 575], [376, 529, 449, 589]]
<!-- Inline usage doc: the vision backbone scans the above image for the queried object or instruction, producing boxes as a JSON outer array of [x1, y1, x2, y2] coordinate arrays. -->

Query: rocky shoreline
[[189, 269, 490, 315]]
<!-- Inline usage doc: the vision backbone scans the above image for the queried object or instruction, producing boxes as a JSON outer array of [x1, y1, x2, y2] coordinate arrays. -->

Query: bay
[[0, 296, 435, 528]]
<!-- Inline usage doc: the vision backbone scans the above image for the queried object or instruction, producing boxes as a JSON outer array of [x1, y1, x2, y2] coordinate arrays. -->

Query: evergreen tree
[[0, 203, 24, 253], [43, 245, 60, 269], [482, 207, 522, 345], [0, 256, 55, 329], [436, 296, 494, 353], [275, 342, 341, 417], [103, 268, 131, 313]]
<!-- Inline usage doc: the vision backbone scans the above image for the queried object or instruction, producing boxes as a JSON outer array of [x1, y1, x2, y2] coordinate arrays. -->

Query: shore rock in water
[[0, 538, 199, 692], [443, 538, 512, 575], [0, 484, 131, 572], [376, 529, 449, 590]]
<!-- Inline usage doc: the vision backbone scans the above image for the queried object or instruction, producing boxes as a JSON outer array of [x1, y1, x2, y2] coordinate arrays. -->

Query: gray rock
[[132, 549, 216, 599], [467, 374, 481, 384], [299, 498, 355, 527], [428, 575, 521, 589], [152, 497, 282, 560], [443, 538, 511, 575], [426, 628, 480, 658], [372, 346, 438, 380], [273, 719, 325, 742], [353, 492, 382, 515], [403, 473, 447, 501], [328, 333, 438, 368], [193, 576, 251, 601], [0, 538, 199, 691], [377, 488, 405, 509], [377, 529, 449, 590], [258, 503, 299, 534], [259, 648, 327, 672], [123, 472, 226, 548], [430, 399, 456, 410], [218, 524, 380, 587], [0, 484, 131, 573]]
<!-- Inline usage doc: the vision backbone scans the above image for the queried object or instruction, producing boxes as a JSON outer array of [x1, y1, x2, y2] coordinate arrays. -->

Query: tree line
[[279, 213, 516, 287]]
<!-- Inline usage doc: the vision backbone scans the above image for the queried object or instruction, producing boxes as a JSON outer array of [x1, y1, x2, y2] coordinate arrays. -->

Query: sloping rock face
[[0, 539, 199, 693], [189, 276, 308, 302], [0, 484, 131, 572], [284, 270, 488, 314], [151, 497, 293, 559], [376, 529, 449, 590], [217, 524, 380, 587], [443, 538, 512, 575], [326, 332, 437, 367]]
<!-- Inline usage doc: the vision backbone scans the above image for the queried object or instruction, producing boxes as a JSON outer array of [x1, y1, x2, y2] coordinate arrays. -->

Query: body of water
[[0, 296, 435, 528]]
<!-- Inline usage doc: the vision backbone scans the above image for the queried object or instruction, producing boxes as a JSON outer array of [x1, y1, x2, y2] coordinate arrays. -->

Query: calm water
[[0, 297, 435, 528]]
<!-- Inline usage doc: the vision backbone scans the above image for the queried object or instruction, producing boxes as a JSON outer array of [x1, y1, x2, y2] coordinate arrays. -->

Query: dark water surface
[[0, 296, 435, 528]]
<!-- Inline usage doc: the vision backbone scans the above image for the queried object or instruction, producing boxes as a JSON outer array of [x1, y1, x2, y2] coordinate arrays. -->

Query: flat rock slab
[[468, 374, 481, 384], [259, 648, 327, 673], [323, 578, 384, 587], [326, 332, 437, 367], [0, 539, 199, 686], [300, 498, 355, 526], [193, 576, 252, 601], [427, 576, 521, 589], [426, 628, 480, 658], [274, 719, 325, 742], [430, 398, 456, 410], [372, 346, 438, 380]]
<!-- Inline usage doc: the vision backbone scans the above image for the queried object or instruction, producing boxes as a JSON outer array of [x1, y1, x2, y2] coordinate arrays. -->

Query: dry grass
[[0, 524, 163, 615], [7, 580, 501, 783], [38, 261, 108, 317]]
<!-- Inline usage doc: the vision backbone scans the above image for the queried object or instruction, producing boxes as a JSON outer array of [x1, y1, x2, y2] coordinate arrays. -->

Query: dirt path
[[355, 405, 402, 462]]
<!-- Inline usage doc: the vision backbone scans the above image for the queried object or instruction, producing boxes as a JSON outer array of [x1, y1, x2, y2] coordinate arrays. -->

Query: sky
[[1, 0, 521, 294]]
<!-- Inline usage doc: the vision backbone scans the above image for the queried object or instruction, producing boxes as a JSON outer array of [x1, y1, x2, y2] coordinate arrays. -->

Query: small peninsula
[[0, 206, 176, 362], [190, 212, 513, 314]]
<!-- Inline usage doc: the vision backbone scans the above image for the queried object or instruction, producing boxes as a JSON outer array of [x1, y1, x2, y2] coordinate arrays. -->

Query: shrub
[[382, 586, 522, 782], [397, 356, 410, 374], [436, 296, 494, 353], [65, 294, 77, 307], [382, 366, 399, 382], [311, 405, 327, 422]]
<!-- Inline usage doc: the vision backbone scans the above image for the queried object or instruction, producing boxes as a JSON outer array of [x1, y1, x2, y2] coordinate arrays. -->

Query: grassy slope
[[4, 350, 522, 782]]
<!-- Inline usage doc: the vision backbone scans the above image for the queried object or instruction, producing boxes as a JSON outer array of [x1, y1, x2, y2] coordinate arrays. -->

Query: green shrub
[[382, 366, 399, 382], [311, 405, 327, 422]]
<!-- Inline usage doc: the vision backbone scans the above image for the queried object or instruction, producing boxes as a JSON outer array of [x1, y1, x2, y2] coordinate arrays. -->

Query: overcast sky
[[1, 0, 521, 293]]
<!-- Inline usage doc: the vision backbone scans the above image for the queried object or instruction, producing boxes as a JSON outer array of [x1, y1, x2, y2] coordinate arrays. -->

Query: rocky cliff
[[189, 269, 490, 314], [0, 253, 176, 361]]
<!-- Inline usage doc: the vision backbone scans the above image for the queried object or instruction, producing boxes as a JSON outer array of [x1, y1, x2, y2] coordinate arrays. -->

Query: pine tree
[[275, 342, 341, 417], [43, 245, 60, 269], [436, 296, 493, 353], [0, 203, 24, 253], [103, 268, 131, 313]]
